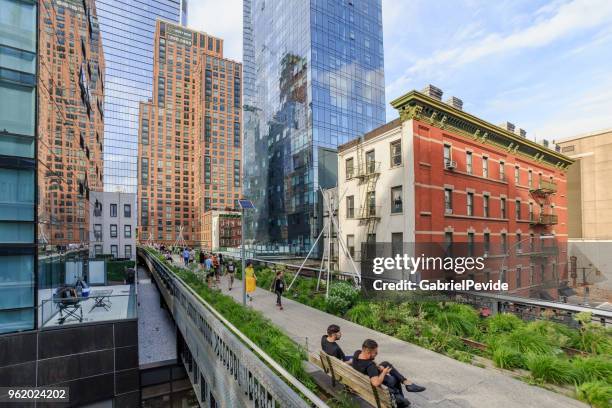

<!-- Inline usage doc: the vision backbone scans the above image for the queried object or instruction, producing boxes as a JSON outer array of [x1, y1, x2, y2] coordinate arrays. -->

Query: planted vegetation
[[234, 262, 612, 405]]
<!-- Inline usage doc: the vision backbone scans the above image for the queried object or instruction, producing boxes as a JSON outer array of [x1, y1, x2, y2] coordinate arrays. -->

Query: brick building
[[337, 87, 574, 298], [38, 0, 105, 246], [201, 210, 241, 252], [138, 21, 242, 246]]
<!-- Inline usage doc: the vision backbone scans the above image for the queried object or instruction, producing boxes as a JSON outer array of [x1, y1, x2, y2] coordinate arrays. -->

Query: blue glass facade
[[243, 0, 385, 254], [96, 0, 185, 192], [0, 0, 38, 333]]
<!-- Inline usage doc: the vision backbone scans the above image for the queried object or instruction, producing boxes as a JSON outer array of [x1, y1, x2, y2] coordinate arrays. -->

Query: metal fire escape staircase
[[355, 144, 381, 238]]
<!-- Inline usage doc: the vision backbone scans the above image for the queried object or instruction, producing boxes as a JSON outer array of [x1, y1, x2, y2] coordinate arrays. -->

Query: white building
[[89, 192, 137, 259], [337, 118, 414, 275]]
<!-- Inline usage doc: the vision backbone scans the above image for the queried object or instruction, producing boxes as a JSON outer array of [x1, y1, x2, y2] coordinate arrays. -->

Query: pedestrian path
[[172, 257, 586, 407]]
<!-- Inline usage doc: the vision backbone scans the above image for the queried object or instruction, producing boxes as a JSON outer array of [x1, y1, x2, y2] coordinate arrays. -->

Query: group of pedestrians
[[243, 262, 287, 311], [322, 324, 426, 408]]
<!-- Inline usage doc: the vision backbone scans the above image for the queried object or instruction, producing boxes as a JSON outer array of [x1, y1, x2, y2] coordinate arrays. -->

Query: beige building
[[557, 129, 612, 239]]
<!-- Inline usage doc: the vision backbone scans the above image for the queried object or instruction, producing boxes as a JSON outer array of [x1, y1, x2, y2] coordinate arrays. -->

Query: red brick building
[[338, 87, 573, 298]]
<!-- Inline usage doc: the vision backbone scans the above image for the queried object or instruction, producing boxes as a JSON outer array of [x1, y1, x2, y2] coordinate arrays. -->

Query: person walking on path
[[271, 270, 286, 310], [213, 254, 221, 284], [182, 247, 190, 266], [226, 261, 236, 290], [352, 339, 426, 408], [245, 262, 257, 301]]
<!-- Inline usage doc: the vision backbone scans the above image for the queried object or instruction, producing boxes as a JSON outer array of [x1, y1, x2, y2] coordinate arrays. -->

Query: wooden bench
[[311, 351, 396, 408]]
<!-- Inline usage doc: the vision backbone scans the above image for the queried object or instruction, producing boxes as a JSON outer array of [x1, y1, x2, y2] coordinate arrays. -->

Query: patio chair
[[55, 286, 83, 324]]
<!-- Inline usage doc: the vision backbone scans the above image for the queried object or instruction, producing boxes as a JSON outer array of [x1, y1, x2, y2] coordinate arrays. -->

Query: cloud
[[387, 0, 612, 92], [186, 0, 243, 61]]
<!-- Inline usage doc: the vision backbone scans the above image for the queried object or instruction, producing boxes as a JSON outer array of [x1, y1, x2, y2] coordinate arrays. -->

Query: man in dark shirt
[[321, 324, 351, 362], [352, 339, 425, 408]]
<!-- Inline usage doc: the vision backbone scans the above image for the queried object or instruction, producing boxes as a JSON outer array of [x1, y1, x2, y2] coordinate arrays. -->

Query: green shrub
[[489, 327, 555, 355], [345, 302, 377, 328], [325, 282, 359, 316], [487, 313, 525, 334], [492, 347, 526, 369], [576, 323, 612, 355], [576, 381, 612, 408], [571, 357, 612, 384], [447, 349, 473, 364], [526, 355, 577, 385], [527, 320, 576, 349], [432, 303, 479, 337]]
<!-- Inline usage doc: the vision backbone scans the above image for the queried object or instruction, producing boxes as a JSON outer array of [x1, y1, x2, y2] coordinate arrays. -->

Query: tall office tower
[[38, 0, 105, 247], [138, 21, 242, 246], [0, 0, 38, 334], [96, 0, 186, 193], [243, 0, 386, 254]]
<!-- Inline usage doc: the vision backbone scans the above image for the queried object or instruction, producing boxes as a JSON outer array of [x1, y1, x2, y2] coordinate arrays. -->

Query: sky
[[188, 0, 612, 142]]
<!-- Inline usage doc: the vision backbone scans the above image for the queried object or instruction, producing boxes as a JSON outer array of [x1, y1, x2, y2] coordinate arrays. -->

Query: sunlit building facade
[[243, 0, 386, 254], [96, 0, 186, 193], [138, 21, 242, 247]]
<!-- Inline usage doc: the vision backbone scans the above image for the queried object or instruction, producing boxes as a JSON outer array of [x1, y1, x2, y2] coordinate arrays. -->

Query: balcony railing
[[348, 162, 381, 179], [530, 179, 557, 194], [357, 206, 381, 219], [530, 214, 558, 226]]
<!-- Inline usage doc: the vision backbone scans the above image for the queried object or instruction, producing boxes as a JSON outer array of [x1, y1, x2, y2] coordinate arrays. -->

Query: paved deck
[[173, 257, 585, 407], [137, 265, 177, 366]]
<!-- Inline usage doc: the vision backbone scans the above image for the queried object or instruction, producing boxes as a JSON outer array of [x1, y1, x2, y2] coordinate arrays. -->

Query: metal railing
[[530, 179, 557, 194], [138, 247, 327, 408], [530, 214, 558, 226]]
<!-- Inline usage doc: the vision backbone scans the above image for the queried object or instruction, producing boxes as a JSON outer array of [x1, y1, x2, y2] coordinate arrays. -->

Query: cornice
[[391, 91, 574, 170]]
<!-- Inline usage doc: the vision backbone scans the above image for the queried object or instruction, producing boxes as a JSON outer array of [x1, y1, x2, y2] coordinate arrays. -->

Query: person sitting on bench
[[352, 339, 425, 408], [321, 324, 351, 362]]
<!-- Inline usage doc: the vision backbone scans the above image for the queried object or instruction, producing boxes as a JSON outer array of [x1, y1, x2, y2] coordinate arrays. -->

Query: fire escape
[[528, 178, 559, 288], [353, 145, 381, 259]]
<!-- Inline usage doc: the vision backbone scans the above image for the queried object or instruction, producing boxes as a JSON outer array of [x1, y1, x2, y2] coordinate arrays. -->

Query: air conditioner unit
[[445, 208, 453, 215], [445, 160, 457, 170]]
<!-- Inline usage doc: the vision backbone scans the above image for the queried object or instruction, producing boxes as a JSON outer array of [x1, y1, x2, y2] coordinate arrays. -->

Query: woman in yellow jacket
[[245, 262, 257, 301]]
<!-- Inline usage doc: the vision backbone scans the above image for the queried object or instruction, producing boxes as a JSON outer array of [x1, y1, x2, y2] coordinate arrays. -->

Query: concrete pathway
[[172, 256, 586, 408], [137, 265, 177, 366]]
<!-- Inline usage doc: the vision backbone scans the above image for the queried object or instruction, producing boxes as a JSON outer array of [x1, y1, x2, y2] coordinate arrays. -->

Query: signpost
[[238, 199, 255, 305]]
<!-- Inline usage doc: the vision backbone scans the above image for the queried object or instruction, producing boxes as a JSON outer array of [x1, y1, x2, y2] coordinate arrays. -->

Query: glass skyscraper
[[0, 0, 38, 333], [243, 0, 385, 254], [96, 0, 186, 193]]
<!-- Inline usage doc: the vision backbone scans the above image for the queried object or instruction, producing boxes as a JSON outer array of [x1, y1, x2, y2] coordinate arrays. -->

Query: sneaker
[[405, 383, 426, 393]]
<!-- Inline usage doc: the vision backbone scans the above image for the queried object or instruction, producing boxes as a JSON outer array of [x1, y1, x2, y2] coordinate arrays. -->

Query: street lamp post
[[238, 199, 255, 305]]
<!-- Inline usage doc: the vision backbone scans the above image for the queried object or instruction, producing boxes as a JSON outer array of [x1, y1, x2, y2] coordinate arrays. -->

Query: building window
[[124, 204, 131, 218], [530, 233, 535, 252], [444, 231, 453, 256], [443, 144, 451, 166], [110, 203, 117, 217], [346, 195, 354, 218], [390, 140, 401, 166], [468, 232, 475, 257], [391, 186, 402, 213], [125, 245, 132, 259], [514, 166, 520, 184], [466, 151, 472, 174], [482, 156, 488, 178], [347, 234, 355, 257], [110, 245, 118, 258], [467, 192, 474, 216], [529, 202, 534, 221], [483, 195, 489, 218], [365, 150, 375, 173], [94, 224, 102, 240], [528, 170, 533, 188], [499, 161, 505, 180], [500, 198, 506, 218], [345, 157, 354, 179], [501, 233, 507, 254], [110, 224, 117, 238], [516, 233, 522, 253], [515, 200, 521, 220], [516, 267, 522, 288], [484, 232, 490, 254], [444, 189, 452, 214], [124, 225, 132, 238], [392, 233, 403, 257], [94, 245, 102, 256], [367, 191, 376, 216]]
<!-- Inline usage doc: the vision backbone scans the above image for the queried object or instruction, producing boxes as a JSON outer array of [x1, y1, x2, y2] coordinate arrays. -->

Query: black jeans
[[275, 290, 283, 306], [380, 361, 410, 407]]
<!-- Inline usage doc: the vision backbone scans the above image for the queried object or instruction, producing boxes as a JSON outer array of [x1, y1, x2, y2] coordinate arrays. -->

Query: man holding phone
[[352, 339, 425, 407]]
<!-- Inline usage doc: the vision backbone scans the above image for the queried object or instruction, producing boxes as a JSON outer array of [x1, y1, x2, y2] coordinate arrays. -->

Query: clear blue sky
[[189, 0, 612, 142]]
